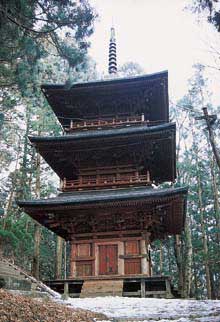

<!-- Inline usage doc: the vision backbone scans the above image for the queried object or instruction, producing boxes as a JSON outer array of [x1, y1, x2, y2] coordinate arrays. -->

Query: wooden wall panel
[[69, 243, 77, 278], [76, 261, 92, 276], [77, 243, 91, 257], [124, 258, 141, 275], [125, 240, 140, 255]]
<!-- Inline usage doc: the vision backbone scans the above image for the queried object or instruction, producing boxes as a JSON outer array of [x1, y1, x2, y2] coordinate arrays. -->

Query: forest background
[[0, 0, 220, 301]]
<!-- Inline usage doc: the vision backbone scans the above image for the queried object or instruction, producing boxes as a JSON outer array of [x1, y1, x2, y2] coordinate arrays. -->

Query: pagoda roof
[[41, 71, 169, 129], [29, 122, 176, 183], [42, 70, 167, 91], [30, 122, 174, 143], [18, 186, 187, 208], [17, 186, 188, 240]]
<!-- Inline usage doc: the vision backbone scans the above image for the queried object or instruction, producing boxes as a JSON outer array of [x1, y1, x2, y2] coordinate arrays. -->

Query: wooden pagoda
[[18, 71, 188, 298]]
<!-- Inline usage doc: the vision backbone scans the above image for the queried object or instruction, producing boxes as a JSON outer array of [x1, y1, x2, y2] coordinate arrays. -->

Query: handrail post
[[147, 171, 151, 183]]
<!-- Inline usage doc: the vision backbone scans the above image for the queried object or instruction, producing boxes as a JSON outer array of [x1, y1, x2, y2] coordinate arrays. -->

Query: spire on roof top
[[108, 25, 117, 75]]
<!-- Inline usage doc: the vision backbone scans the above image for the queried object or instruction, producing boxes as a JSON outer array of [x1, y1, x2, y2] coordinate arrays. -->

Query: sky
[[88, 0, 220, 105]]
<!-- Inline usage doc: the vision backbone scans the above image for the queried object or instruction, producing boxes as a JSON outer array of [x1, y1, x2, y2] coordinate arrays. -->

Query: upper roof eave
[[41, 70, 168, 92]]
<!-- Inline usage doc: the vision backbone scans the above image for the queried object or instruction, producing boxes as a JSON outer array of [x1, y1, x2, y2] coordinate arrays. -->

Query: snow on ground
[[63, 296, 220, 322]]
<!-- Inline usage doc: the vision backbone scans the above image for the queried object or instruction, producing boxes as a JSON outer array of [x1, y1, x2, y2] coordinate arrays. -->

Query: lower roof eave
[[17, 186, 188, 240]]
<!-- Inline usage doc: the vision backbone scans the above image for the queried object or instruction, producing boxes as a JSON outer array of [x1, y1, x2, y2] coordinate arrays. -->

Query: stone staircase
[[80, 279, 123, 298], [0, 258, 59, 298]]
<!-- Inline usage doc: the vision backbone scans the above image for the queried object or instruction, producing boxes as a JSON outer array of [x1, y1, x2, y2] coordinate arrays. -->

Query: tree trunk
[[32, 223, 41, 279], [167, 237, 172, 274], [2, 189, 14, 230], [2, 140, 21, 229], [159, 240, 163, 275], [32, 151, 41, 279], [192, 250, 199, 299], [210, 157, 220, 244], [25, 148, 36, 232], [21, 105, 31, 200], [174, 234, 184, 296], [196, 158, 212, 299], [210, 269, 216, 299], [182, 216, 192, 298], [55, 236, 63, 279], [202, 107, 220, 170]]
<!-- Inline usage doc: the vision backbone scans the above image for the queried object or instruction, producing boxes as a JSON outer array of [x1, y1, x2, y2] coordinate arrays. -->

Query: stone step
[[0, 262, 28, 280], [0, 272, 27, 281], [1, 275, 32, 291], [0, 258, 58, 298], [0, 267, 24, 277], [80, 280, 123, 298]]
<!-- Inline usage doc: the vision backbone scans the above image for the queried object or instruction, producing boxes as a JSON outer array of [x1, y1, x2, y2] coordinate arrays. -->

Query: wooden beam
[[71, 236, 143, 244]]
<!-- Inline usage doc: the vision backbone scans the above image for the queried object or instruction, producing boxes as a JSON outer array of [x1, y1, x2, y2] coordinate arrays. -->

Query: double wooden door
[[99, 244, 118, 275]]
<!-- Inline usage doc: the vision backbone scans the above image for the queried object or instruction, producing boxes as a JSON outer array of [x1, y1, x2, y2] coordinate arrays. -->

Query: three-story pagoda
[[18, 29, 188, 298]]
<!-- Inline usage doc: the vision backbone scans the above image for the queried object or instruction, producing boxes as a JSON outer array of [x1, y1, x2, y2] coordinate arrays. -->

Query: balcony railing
[[61, 173, 152, 191], [65, 115, 149, 132]]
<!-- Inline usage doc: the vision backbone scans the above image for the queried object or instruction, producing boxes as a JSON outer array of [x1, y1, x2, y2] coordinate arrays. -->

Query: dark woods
[[0, 0, 220, 300]]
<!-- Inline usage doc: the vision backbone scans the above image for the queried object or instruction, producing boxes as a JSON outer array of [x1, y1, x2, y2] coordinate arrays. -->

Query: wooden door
[[99, 245, 118, 275]]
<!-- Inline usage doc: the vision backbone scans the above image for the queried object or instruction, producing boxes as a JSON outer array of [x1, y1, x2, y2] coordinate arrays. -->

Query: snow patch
[[61, 296, 220, 322]]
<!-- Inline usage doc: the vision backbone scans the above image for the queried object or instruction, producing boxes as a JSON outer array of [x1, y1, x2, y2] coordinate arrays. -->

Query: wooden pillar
[[149, 249, 153, 276], [165, 278, 172, 298], [63, 282, 69, 300], [94, 242, 99, 276], [140, 238, 149, 275], [69, 243, 77, 278], [141, 279, 146, 298], [91, 241, 95, 276], [118, 241, 124, 275]]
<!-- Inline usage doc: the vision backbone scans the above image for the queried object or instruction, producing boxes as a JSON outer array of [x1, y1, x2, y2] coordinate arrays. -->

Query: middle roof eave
[[29, 122, 176, 144], [28, 122, 176, 182]]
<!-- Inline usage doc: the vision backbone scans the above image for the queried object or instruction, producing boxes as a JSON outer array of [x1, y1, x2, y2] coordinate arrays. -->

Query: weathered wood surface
[[80, 279, 123, 298]]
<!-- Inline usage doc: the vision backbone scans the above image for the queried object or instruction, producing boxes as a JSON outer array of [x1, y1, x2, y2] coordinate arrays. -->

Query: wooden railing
[[65, 115, 147, 132], [61, 173, 151, 191]]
